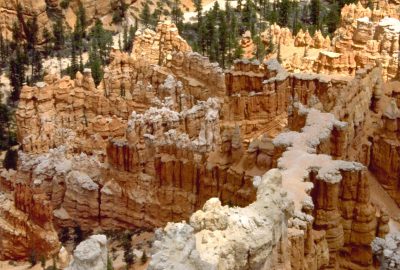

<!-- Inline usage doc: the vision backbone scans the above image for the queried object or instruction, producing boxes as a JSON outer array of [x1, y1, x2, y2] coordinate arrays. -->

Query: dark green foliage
[[278, 0, 291, 27], [40, 255, 46, 269], [9, 47, 25, 103], [74, 225, 84, 246], [141, 250, 148, 264], [60, 0, 70, 9], [52, 18, 65, 50], [26, 16, 39, 50], [89, 50, 103, 86], [123, 231, 135, 267], [140, 1, 151, 27], [107, 253, 114, 270], [310, 0, 321, 27], [325, 2, 340, 34], [42, 27, 52, 57], [112, 0, 129, 24], [59, 227, 69, 244], [171, 0, 184, 31]]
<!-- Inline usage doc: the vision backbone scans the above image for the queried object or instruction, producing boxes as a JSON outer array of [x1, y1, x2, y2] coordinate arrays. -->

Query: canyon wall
[[0, 19, 398, 269]]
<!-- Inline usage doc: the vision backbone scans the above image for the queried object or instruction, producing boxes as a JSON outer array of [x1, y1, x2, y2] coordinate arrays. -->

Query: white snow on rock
[[372, 232, 400, 270], [66, 234, 108, 270], [273, 102, 363, 216]]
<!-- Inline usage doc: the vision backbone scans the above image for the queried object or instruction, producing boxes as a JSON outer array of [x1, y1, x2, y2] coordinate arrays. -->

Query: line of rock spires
[[0, 17, 399, 270]]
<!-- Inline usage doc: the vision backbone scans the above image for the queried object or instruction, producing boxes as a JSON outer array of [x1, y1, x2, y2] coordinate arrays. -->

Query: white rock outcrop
[[148, 169, 294, 270], [372, 232, 400, 270], [66, 235, 108, 270]]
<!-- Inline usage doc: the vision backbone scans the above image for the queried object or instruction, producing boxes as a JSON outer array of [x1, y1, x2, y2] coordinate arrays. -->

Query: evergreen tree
[[141, 250, 148, 264], [43, 27, 52, 57], [53, 18, 65, 50], [218, 11, 228, 68], [278, 0, 291, 27], [310, 0, 321, 27], [3, 148, 17, 170], [171, 0, 184, 31], [123, 232, 134, 268], [107, 253, 114, 270], [89, 49, 103, 86], [11, 21, 22, 49], [40, 255, 46, 269], [74, 225, 84, 246], [29, 250, 37, 267], [325, 2, 340, 34], [0, 103, 10, 149], [90, 19, 113, 65], [112, 0, 129, 24], [140, 1, 151, 27], [9, 48, 25, 103], [277, 41, 282, 63], [31, 51, 43, 83], [242, 0, 257, 35], [59, 227, 69, 244]]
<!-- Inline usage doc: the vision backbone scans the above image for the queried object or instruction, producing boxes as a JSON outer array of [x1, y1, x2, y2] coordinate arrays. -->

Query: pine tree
[[141, 250, 148, 264], [171, 0, 184, 31], [43, 27, 52, 57], [242, 0, 257, 35], [310, 0, 321, 28], [325, 2, 340, 34], [123, 232, 134, 268], [70, 45, 79, 78], [0, 103, 10, 149], [9, 48, 25, 103], [89, 49, 103, 86], [74, 225, 83, 246], [3, 148, 17, 169], [140, 1, 151, 27], [90, 19, 113, 64], [278, 0, 291, 27], [53, 17, 65, 50], [107, 253, 114, 270], [40, 255, 46, 269], [277, 41, 282, 63], [218, 10, 228, 68]]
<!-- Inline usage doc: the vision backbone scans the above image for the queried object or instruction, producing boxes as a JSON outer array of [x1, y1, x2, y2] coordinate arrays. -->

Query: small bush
[[29, 250, 37, 267], [3, 148, 17, 170], [60, 0, 70, 9], [141, 250, 148, 264]]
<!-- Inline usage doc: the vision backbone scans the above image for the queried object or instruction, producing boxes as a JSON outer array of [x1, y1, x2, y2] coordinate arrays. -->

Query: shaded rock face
[[66, 235, 108, 270], [0, 187, 60, 260], [0, 16, 398, 268]]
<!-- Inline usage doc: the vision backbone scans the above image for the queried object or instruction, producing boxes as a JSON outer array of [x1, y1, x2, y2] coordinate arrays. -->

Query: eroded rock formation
[[264, 2, 400, 80], [0, 13, 399, 269]]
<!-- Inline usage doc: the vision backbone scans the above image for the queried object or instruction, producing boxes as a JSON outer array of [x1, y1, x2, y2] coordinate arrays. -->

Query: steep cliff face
[[0, 183, 60, 260]]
